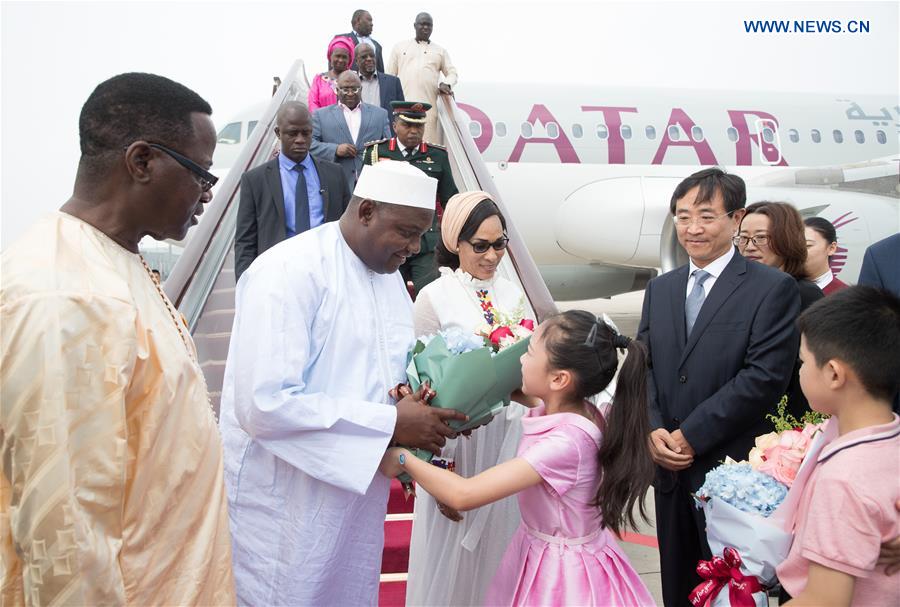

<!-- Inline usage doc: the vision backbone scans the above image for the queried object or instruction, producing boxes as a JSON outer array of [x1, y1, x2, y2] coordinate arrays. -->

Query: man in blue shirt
[[235, 101, 351, 281]]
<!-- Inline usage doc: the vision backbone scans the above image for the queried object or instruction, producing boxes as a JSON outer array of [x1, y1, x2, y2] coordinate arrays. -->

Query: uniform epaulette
[[424, 141, 446, 150], [364, 138, 389, 147]]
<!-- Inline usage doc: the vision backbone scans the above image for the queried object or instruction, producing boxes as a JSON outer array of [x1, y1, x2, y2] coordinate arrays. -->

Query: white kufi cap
[[353, 160, 437, 211]]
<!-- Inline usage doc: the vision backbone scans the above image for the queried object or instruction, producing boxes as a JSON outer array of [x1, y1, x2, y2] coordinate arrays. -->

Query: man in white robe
[[220, 160, 467, 605]]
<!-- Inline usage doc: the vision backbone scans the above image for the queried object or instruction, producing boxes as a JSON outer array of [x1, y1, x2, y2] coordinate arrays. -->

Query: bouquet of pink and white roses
[[690, 398, 830, 607]]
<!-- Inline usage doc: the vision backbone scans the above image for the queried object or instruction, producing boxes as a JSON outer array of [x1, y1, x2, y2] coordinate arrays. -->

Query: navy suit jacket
[[234, 155, 350, 281], [858, 233, 900, 295], [340, 32, 384, 72], [372, 72, 404, 132], [858, 233, 900, 412], [310, 102, 391, 194], [638, 251, 801, 491]]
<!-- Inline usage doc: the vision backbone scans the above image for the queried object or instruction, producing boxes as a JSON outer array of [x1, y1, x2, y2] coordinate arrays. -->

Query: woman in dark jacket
[[737, 201, 824, 419]]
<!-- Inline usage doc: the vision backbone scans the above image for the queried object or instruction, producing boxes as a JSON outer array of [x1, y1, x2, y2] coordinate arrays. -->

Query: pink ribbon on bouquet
[[688, 547, 763, 607]]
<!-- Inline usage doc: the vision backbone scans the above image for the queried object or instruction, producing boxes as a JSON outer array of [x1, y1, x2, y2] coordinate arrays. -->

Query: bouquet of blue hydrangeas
[[690, 410, 834, 606]]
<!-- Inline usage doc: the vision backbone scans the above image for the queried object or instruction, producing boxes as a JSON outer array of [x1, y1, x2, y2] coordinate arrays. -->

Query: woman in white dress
[[406, 191, 534, 606]]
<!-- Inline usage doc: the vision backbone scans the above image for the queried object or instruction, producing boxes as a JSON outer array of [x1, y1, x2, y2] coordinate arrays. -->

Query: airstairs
[[159, 59, 557, 605]]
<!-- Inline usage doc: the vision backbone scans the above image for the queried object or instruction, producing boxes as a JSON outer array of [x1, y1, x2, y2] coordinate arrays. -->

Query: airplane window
[[854, 130, 865, 144], [645, 125, 656, 140], [691, 126, 704, 142], [761, 127, 775, 144], [547, 122, 560, 139], [811, 129, 821, 143], [876, 130, 887, 144], [667, 125, 681, 141], [217, 121, 241, 144], [572, 123, 583, 138], [248, 121, 258, 136], [621, 125, 632, 139], [596, 124, 609, 139], [833, 130, 843, 143], [727, 127, 739, 142], [788, 129, 799, 143], [521, 122, 533, 138], [469, 121, 482, 138], [495, 122, 507, 137]]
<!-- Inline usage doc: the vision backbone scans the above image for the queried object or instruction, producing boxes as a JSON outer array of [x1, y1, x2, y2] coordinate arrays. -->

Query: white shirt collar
[[339, 102, 362, 114], [813, 269, 833, 289], [689, 246, 735, 279]]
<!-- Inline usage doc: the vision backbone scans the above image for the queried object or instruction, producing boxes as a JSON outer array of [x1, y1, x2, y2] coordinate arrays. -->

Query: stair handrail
[[436, 94, 558, 321], [165, 60, 310, 329]]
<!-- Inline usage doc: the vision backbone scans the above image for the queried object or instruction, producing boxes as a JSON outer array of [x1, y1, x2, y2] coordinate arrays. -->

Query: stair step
[[381, 520, 412, 574], [386, 513, 413, 522], [378, 579, 407, 607], [387, 479, 414, 514]]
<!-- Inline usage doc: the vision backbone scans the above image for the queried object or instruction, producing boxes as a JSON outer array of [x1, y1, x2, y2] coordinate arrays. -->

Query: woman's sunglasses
[[466, 236, 509, 254]]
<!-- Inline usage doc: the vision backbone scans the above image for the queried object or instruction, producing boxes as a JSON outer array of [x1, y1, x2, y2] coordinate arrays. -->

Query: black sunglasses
[[466, 236, 509, 254], [138, 142, 218, 192]]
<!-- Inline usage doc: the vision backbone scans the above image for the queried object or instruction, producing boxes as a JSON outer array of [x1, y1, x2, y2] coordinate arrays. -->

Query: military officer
[[363, 100, 458, 292]]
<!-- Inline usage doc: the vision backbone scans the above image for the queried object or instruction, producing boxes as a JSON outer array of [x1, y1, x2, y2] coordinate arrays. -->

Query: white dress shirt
[[356, 33, 375, 51], [686, 246, 736, 298], [340, 102, 362, 143]]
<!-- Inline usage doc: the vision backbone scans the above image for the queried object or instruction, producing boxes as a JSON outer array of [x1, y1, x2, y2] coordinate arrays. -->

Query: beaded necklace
[[140, 255, 194, 360], [139, 256, 217, 421]]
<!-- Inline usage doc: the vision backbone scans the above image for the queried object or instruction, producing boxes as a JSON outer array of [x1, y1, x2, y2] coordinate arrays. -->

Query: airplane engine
[[554, 176, 897, 287], [554, 176, 681, 269]]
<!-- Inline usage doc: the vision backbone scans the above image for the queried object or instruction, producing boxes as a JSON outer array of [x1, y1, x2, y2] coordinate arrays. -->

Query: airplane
[[208, 84, 900, 300]]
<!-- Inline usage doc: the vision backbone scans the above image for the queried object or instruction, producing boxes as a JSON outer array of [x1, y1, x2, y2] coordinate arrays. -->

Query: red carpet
[[380, 480, 414, 606], [378, 579, 407, 606]]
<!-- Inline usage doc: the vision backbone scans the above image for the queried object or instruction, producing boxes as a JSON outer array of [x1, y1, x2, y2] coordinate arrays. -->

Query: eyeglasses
[[144, 142, 218, 192], [734, 235, 770, 248], [337, 86, 361, 94], [674, 210, 734, 227], [466, 236, 509, 254]]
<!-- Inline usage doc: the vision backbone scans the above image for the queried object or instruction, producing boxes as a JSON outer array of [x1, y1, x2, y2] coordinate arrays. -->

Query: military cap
[[390, 100, 432, 124]]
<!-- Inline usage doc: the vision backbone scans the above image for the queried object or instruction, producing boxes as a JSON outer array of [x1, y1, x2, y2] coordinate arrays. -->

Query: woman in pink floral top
[[307, 36, 354, 112]]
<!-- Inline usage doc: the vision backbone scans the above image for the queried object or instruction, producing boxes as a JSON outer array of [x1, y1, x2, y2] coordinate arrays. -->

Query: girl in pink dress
[[380, 310, 657, 606]]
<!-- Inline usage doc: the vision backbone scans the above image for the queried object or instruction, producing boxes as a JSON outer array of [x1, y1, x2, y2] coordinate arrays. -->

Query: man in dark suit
[[339, 9, 384, 72], [234, 101, 350, 281], [858, 232, 900, 413], [355, 43, 404, 134], [858, 233, 900, 295], [637, 168, 801, 607], [310, 71, 390, 194]]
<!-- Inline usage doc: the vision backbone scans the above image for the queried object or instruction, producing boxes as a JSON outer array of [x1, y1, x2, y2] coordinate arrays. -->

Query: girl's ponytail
[[593, 337, 654, 535], [540, 310, 655, 535]]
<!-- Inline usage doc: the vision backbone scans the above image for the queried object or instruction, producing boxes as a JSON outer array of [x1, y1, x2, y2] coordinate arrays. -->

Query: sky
[[1, 0, 897, 247]]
